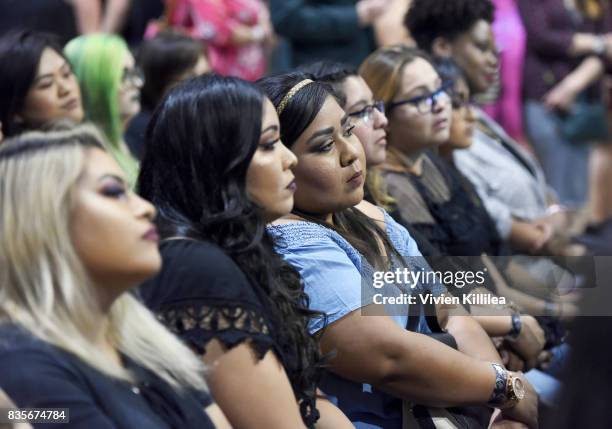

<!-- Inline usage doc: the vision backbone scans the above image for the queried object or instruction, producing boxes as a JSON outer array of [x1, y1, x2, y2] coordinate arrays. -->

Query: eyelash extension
[[318, 139, 336, 152], [102, 186, 127, 198], [38, 81, 53, 89], [259, 137, 281, 151], [343, 124, 356, 137]]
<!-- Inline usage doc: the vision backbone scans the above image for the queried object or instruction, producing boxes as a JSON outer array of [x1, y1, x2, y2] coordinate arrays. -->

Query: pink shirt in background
[[168, 0, 267, 81], [483, 0, 528, 146]]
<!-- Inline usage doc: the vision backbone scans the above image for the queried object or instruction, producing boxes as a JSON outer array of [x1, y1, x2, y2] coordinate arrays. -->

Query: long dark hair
[[258, 71, 400, 270], [0, 30, 66, 138], [137, 74, 322, 426], [137, 31, 204, 112]]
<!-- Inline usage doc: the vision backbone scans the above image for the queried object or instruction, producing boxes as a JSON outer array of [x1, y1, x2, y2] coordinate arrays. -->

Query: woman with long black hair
[[137, 74, 352, 429]]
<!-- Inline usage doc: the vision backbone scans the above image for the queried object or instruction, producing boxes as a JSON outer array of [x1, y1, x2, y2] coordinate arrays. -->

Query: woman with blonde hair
[[0, 125, 230, 428], [65, 34, 140, 186]]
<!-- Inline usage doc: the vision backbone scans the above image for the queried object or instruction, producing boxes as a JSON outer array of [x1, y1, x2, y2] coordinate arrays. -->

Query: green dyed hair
[[65, 34, 139, 186]]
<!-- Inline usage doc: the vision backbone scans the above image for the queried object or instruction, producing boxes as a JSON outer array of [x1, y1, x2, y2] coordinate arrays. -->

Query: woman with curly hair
[[137, 74, 352, 429]]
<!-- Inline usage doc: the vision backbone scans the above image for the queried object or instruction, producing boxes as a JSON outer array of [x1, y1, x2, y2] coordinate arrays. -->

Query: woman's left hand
[[543, 79, 580, 112]]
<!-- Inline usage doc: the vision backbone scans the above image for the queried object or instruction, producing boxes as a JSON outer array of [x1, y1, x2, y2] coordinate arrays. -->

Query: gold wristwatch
[[504, 373, 526, 408], [489, 363, 526, 409]]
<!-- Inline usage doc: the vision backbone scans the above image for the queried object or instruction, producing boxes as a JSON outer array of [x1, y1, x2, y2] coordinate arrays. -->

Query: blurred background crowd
[[4, 0, 612, 215], [1, 0, 612, 428]]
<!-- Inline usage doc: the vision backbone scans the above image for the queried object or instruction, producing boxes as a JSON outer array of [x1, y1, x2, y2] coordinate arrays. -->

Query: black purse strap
[[406, 292, 458, 349]]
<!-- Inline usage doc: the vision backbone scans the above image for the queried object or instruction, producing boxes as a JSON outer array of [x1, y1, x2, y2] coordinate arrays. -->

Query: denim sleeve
[[278, 241, 365, 334]]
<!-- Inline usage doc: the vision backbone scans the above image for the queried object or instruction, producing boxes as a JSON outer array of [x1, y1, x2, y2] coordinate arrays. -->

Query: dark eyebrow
[[33, 61, 71, 84], [340, 113, 349, 127], [260, 125, 279, 134], [33, 73, 54, 84], [98, 174, 127, 186], [306, 126, 334, 144], [398, 79, 444, 99], [347, 100, 368, 112]]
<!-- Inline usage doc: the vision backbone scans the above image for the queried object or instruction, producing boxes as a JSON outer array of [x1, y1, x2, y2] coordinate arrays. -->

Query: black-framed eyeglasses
[[387, 82, 451, 115], [122, 67, 144, 86], [347, 100, 385, 125]]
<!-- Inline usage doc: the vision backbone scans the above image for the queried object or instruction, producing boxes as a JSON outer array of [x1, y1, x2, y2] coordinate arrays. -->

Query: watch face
[[512, 377, 526, 400]]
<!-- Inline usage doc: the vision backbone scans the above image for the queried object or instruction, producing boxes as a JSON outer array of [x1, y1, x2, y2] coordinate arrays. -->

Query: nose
[[280, 140, 297, 170], [465, 104, 477, 123], [339, 135, 360, 168], [132, 193, 157, 221], [134, 76, 144, 89], [57, 76, 73, 97], [432, 92, 450, 114], [487, 48, 499, 68], [373, 107, 389, 129]]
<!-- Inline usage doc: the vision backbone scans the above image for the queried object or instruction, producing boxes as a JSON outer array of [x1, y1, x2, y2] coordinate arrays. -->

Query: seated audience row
[[1, 0, 606, 426]]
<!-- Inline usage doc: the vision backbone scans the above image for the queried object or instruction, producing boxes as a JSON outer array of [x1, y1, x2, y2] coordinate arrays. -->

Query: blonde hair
[[359, 45, 431, 106], [0, 125, 206, 391], [366, 167, 395, 210], [359, 46, 434, 208]]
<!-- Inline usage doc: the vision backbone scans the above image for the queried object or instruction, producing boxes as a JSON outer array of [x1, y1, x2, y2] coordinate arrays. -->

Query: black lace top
[[383, 153, 505, 257], [138, 239, 315, 426]]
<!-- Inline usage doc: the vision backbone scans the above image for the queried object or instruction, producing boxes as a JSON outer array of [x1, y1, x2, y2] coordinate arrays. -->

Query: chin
[[266, 202, 293, 222], [69, 108, 85, 123], [347, 188, 365, 207], [369, 148, 386, 166], [368, 156, 386, 167], [450, 140, 471, 150], [475, 80, 491, 95], [433, 133, 451, 145]]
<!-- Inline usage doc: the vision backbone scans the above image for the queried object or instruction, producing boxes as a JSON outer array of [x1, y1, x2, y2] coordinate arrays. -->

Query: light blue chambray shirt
[[268, 209, 445, 429]]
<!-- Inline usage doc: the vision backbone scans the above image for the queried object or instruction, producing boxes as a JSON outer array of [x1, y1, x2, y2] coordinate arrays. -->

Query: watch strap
[[488, 363, 508, 407], [508, 313, 522, 339]]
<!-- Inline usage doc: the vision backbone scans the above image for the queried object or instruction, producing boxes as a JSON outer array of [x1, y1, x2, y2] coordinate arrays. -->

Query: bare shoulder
[[355, 200, 386, 227]]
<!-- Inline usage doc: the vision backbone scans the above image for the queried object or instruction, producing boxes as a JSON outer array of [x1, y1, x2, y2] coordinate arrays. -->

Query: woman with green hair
[[65, 33, 141, 186]]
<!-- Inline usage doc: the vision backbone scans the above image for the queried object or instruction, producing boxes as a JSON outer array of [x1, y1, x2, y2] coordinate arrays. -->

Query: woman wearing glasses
[[65, 34, 142, 187], [305, 56, 547, 374], [258, 71, 538, 429], [359, 47, 552, 369]]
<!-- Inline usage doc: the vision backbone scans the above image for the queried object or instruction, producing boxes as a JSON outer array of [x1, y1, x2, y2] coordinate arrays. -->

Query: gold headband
[[276, 79, 314, 115]]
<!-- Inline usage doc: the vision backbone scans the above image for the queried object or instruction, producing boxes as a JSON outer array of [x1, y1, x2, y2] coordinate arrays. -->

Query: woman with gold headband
[[137, 74, 353, 429], [258, 72, 539, 428]]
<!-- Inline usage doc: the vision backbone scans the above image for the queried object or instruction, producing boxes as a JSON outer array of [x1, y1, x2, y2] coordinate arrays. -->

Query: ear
[[431, 37, 453, 58]]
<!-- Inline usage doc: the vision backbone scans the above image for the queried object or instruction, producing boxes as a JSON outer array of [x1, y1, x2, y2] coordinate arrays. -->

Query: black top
[[405, 153, 505, 258], [124, 110, 151, 161], [120, 0, 165, 47], [0, 0, 78, 45], [139, 240, 315, 426], [0, 324, 214, 429]]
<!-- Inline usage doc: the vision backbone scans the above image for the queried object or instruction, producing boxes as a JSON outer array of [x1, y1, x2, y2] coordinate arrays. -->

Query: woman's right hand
[[500, 373, 539, 429]]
